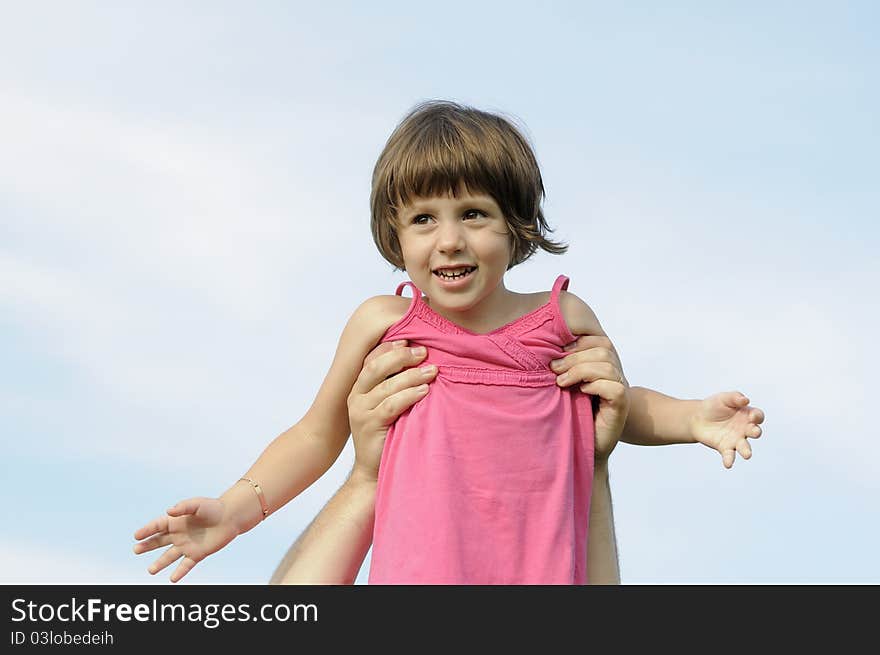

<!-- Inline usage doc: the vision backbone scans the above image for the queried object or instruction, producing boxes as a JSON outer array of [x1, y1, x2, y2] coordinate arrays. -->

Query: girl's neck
[[423, 280, 529, 334]]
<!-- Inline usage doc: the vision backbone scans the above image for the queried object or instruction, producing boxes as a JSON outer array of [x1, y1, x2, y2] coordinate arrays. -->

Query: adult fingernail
[[550, 359, 562, 371], [411, 346, 426, 357], [392, 340, 407, 347], [420, 365, 436, 376]]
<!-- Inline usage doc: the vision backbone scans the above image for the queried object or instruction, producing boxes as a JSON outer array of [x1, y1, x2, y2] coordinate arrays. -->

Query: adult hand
[[550, 335, 630, 461], [346, 340, 438, 481]]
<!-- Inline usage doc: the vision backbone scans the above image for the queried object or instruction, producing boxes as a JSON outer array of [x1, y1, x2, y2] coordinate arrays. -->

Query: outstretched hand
[[691, 391, 765, 469], [133, 497, 238, 582]]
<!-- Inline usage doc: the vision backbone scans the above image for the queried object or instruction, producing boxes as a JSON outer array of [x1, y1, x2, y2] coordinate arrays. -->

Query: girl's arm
[[272, 339, 437, 584], [222, 294, 402, 532], [622, 387, 698, 446], [133, 294, 405, 581], [623, 388, 765, 468], [555, 293, 764, 467]]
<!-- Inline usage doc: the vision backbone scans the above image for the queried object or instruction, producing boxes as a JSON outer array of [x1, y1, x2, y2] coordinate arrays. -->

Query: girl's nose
[[436, 221, 466, 253]]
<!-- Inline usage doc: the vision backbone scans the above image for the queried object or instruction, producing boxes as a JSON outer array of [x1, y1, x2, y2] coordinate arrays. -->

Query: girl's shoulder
[[510, 288, 604, 337], [351, 294, 412, 337], [557, 290, 605, 337]]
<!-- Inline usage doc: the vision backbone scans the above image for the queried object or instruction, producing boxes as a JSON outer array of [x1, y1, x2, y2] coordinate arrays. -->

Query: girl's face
[[395, 186, 514, 323]]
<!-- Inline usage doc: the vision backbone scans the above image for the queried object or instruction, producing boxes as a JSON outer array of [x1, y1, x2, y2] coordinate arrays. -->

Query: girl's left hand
[[551, 335, 630, 460], [690, 391, 765, 469]]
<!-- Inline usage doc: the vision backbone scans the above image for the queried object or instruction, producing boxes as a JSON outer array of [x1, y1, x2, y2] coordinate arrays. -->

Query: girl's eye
[[410, 209, 485, 224]]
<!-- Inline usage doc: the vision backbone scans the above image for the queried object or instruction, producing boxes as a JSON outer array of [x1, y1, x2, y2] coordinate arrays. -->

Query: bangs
[[384, 119, 498, 215]]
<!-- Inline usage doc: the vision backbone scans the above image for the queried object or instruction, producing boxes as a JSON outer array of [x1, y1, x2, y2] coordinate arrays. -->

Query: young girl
[[133, 100, 763, 583]]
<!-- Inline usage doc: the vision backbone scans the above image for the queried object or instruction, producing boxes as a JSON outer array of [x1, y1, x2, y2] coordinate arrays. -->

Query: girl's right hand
[[347, 339, 438, 481], [133, 497, 239, 582]]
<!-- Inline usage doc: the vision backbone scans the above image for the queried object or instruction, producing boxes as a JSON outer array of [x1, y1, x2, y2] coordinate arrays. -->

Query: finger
[[747, 424, 763, 439], [559, 362, 621, 388], [362, 340, 407, 368], [563, 334, 615, 353], [750, 408, 765, 425], [133, 533, 174, 555], [374, 383, 431, 425], [166, 498, 205, 517], [578, 379, 627, 403], [365, 363, 437, 410], [170, 556, 198, 583], [133, 515, 170, 541], [351, 345, 428, 398], [722, 449, 736, 469], [148, 546, 184, 575], [721, 391, 749, 409], [736, 440, 752, 460], [550, 346, 621, 374]]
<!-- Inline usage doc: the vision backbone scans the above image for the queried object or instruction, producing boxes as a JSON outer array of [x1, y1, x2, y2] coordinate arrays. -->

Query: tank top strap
[[550, 274, 570, 303], [395, 280, 425, 317], [395, 280, 424, 301], [382, 280, 425, 342], [550, 274, 576, 344]]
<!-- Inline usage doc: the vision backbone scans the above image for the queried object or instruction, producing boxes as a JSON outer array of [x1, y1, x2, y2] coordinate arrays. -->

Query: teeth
[[435, 267, 474, 280]]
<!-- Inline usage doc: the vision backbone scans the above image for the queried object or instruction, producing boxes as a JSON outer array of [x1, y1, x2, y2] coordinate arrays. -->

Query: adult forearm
[[273, 471, 376, 585], [587, 459, 619, 585], [620, 387, 699, 446], [220, 423, 344, 535]]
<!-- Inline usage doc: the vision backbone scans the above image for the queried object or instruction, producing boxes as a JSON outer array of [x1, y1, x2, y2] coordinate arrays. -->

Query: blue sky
[[1, 1, 877, 584]]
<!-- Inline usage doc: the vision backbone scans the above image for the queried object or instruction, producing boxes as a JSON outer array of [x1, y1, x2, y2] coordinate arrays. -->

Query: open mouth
[[432, 266, 477, 280]]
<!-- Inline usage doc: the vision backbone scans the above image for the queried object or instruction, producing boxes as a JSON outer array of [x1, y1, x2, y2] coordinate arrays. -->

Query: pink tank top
[[368, 275, 595, 584]]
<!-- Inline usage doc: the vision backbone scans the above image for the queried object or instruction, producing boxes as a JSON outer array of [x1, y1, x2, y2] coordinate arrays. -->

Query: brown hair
[[370, 100, 568, 271]]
